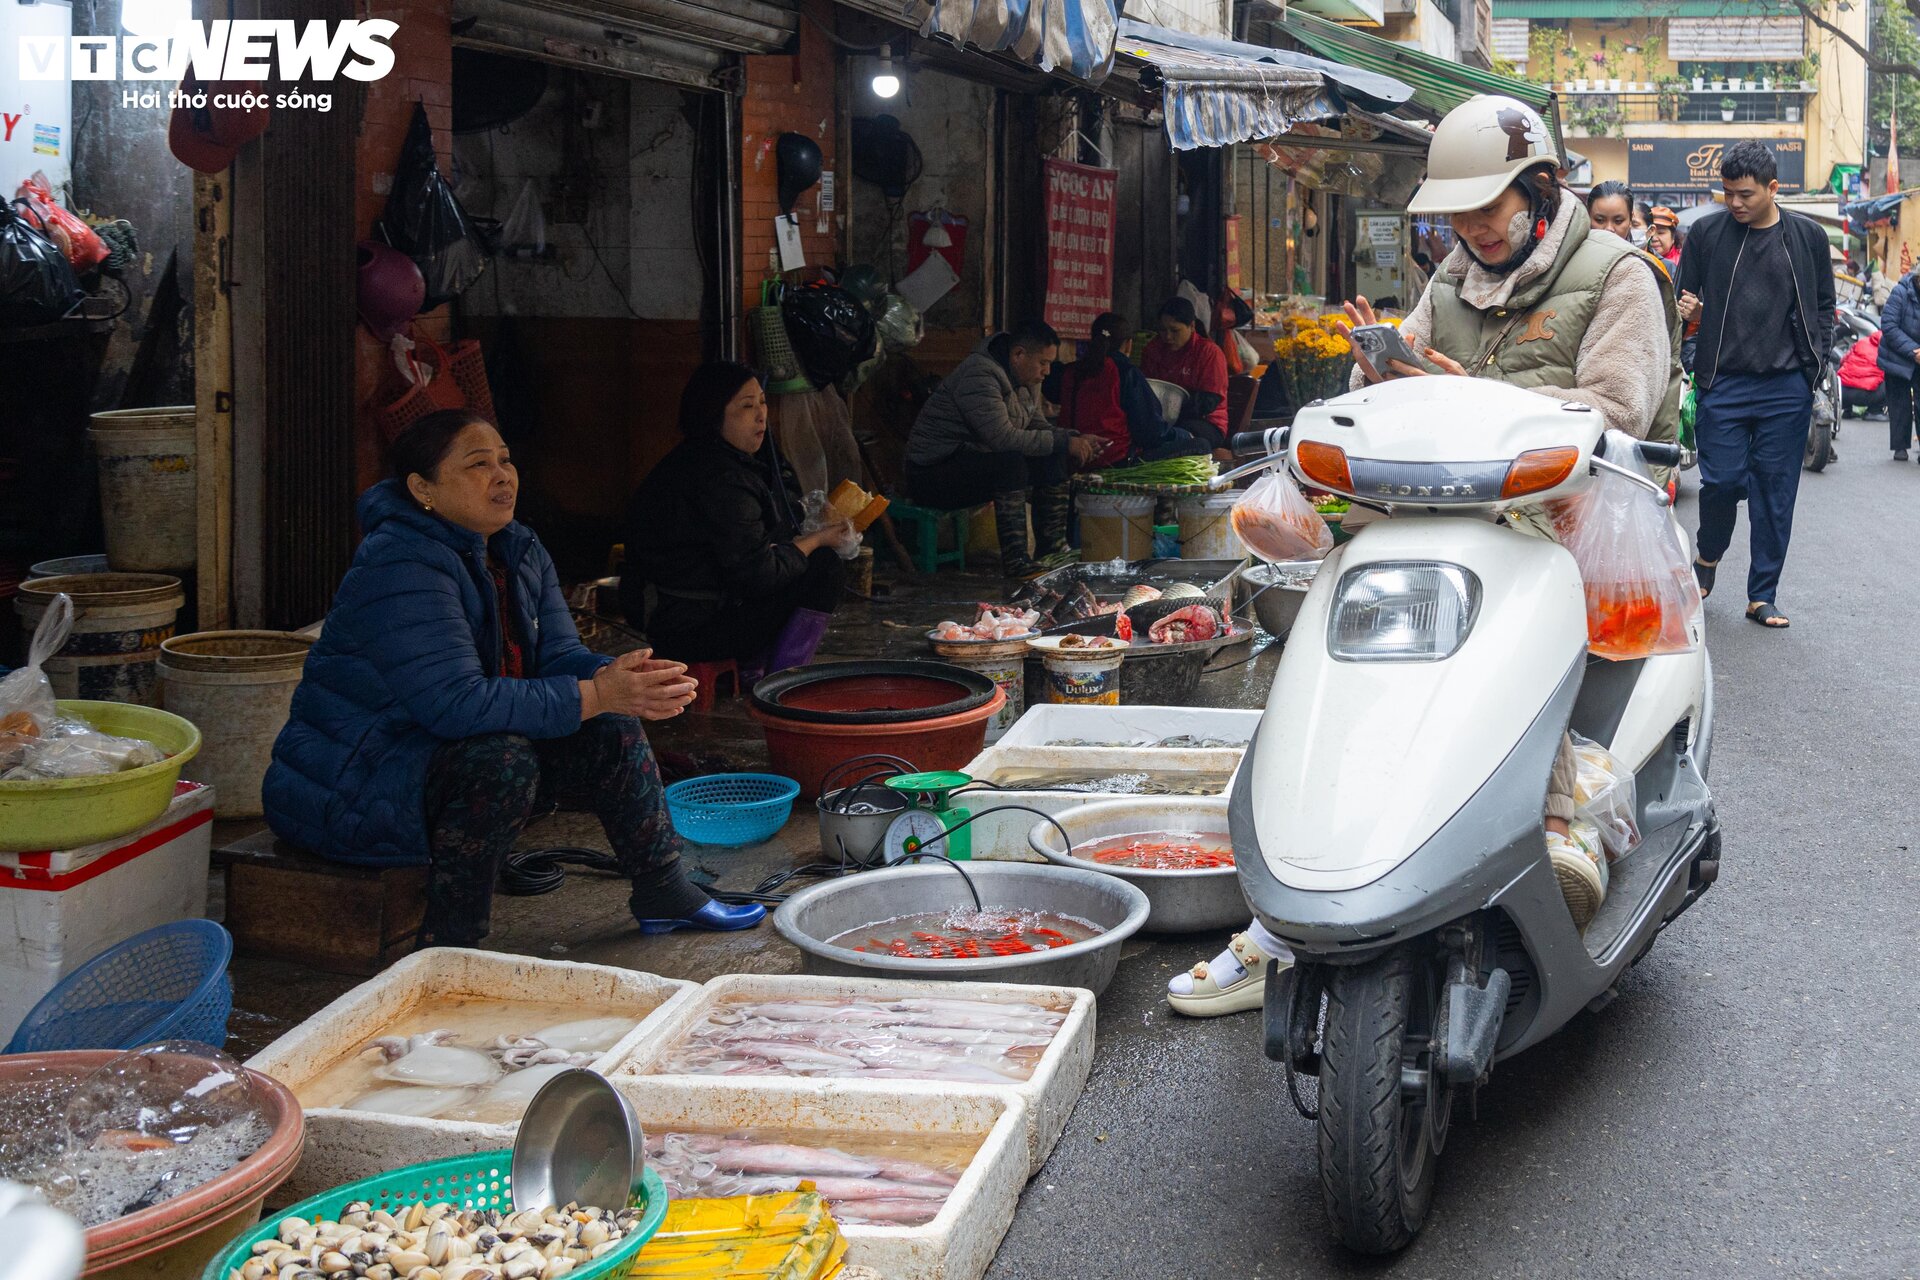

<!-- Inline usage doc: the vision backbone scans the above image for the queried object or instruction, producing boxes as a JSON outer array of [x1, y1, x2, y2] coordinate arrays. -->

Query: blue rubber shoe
[[636, 899, 766, 935]]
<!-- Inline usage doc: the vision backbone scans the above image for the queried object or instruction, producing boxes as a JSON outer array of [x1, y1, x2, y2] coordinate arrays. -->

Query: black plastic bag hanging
[[0, 201, 85, 327], [780, 283, 876, 390], [379, 103, 487, 310]]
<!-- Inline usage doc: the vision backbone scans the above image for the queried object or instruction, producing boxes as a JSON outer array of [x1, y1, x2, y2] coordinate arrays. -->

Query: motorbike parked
[[1223, 379, 1717, 1254], [1810, 299, 1881, 471]]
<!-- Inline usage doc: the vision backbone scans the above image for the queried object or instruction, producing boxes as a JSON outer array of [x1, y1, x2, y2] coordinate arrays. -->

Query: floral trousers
[[420, 714, 682, 946]]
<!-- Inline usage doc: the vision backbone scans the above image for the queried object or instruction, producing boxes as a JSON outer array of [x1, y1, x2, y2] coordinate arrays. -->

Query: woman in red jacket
[[1141, 297, 1229, 449], [1048, 312, 1212, 468], [1839, 329, 1887, 421]]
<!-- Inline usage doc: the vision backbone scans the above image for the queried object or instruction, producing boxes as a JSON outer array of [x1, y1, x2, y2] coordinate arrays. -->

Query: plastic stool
[[685, 658, 741, 714], [887, 500, 969, 573]]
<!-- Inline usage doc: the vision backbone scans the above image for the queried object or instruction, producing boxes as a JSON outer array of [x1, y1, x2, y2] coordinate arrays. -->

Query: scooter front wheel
[[1316, 943, 1451, 1254]]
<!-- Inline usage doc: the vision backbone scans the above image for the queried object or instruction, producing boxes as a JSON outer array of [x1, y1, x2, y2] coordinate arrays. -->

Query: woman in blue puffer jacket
[[262, 409, 766, 945], [1877, 270, 1920, 459]]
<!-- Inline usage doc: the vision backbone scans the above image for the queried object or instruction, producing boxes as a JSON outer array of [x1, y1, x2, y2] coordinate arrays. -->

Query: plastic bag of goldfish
[[1545, 431, 1701, 661], [1230, 470, 1333, 563]]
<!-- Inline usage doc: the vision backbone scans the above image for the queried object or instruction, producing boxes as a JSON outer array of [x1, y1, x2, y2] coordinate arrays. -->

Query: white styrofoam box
[[0, 781, 214, 1045], [608, 973, 1095, 1175], [613, 1078, 1028, 1280], [994, 703, 1260, 750], [246, 947, 699, 1199], [954, 742, 1245, 861]]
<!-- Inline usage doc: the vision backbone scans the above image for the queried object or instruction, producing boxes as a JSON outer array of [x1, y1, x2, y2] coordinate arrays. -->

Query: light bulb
[[872, 46, 900, 99]]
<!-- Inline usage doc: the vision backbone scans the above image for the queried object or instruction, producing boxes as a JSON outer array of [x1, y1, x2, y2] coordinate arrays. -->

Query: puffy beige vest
[[1427, 215, 1682, 451]]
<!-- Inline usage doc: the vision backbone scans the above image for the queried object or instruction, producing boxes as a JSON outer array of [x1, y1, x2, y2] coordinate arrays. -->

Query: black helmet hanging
[[776, 133, 823, 215]]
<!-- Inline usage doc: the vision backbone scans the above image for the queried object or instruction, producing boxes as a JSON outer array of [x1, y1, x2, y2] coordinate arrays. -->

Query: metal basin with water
[[1243, 559, 1324, 641], [773, 863, 1149, 993], [1027, 798, 1247, 933]]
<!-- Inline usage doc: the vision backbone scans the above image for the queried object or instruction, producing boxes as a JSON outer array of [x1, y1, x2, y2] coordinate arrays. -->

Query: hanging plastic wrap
[[379, 103, 488, 310]]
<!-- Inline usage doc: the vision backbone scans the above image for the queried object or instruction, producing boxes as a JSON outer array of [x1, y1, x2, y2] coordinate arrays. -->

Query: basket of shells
[[203, 1151, 670, 1280]]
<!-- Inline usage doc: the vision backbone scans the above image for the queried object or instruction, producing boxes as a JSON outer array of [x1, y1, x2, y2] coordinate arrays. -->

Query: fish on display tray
[[653, 995, 1069, 1085], [1147, 604, 1221, 644], [646, 1127, 972, 1228]]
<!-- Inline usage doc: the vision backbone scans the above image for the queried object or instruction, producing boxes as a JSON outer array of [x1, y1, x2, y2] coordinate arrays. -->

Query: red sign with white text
[[1043, 159, 1117, 341]]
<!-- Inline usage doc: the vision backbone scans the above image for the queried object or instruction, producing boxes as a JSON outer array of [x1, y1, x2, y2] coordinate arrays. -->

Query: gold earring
[[422, 497, 434, 512]]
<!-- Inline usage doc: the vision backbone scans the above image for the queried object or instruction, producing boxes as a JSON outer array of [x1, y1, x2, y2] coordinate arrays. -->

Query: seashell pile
[[227, 1198, 643, 1280]]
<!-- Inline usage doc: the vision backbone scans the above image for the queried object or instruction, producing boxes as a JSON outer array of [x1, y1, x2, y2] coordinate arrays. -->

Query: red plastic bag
[[15, 173, 108, 275], [1231, 469, 1334, 563], [1545, 432, 1700, 661]]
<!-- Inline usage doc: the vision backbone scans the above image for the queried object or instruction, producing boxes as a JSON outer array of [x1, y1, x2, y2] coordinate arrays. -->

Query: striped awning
[[1114, 20, 1413, 150], [1278, 7, 1565, 154], [856, 0, 1120, 80]]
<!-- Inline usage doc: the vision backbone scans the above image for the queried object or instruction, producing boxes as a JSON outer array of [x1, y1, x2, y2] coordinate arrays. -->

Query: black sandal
[[1693, 558, 1717, 599], [1746, 602, 1790, 628]]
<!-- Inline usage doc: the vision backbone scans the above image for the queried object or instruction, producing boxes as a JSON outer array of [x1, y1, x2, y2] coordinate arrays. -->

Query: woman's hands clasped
[[581, 649, 700, 721]]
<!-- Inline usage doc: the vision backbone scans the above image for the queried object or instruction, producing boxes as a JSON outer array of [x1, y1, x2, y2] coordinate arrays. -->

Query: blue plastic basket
[[664, 772, 800, 847], [4, 919, 233, 1055]]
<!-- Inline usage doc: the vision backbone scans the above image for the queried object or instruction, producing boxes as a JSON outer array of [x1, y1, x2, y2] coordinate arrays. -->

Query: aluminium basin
[[773, 862, 1148, 994], [1027, 798, 1248, 933]]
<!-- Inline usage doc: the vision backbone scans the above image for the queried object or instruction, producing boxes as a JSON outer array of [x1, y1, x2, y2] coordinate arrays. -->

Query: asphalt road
[[987, 436, 1920, 1280]]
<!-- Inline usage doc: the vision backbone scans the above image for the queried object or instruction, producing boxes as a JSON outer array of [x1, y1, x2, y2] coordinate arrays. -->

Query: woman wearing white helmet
[[1167, 95, 1674, 1019]]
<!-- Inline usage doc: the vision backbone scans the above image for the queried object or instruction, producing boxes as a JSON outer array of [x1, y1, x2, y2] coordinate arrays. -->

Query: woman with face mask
[[1168, 96, 1680, 1018]]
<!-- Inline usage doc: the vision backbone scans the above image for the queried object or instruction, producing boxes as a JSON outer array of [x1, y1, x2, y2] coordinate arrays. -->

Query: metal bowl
[[513, 1069, 646, 1212], [1144, 377, 1189, 424], [773, 862, 1149, 994], [1027, 798, 1247, 933], [1243, 560, 1324, 641], [816, 783, 909, 861]]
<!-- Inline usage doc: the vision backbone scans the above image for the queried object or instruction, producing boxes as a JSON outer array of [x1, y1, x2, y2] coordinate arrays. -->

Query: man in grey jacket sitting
[[904, 320, 1100, 578]]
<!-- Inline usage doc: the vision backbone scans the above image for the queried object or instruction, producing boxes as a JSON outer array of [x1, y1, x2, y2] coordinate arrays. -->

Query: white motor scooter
[[1226, 377, 1718, 1253]]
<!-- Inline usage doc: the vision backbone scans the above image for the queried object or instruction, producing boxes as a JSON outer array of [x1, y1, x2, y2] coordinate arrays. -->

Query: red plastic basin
[[748, 662, 1005, 798]]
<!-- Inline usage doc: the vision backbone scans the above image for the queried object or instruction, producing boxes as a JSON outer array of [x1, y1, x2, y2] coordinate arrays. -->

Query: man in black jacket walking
[[1675, 141, 1835, 629]]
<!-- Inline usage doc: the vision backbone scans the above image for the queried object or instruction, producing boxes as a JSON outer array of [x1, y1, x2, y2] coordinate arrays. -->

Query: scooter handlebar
[[1596, 433, 1684, 469], [1230, 427, 1289, 456]]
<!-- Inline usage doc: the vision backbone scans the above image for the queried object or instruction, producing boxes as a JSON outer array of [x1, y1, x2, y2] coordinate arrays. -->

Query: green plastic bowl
[[0, 699, 201, 852], [201, 1152, 669, 1280]]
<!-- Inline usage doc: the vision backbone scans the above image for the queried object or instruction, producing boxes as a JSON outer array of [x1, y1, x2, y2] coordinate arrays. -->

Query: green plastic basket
[[200, 1152, 669, 1280]]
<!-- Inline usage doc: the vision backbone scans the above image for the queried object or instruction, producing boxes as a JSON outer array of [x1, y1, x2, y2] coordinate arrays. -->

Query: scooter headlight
[[1328, 562, 1481, 662]]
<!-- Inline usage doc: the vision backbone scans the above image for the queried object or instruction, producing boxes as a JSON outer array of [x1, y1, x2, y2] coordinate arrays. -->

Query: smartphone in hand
[[1349, 323, 1433, 377]]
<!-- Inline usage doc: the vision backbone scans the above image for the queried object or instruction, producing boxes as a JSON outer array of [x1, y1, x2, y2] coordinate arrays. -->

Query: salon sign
[[1043, 159, 1117, 342], [1628, 138, 1804, 193]]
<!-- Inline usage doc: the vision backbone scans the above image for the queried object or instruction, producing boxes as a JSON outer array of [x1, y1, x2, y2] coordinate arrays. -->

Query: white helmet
[[1408, 95, 1560, 215]]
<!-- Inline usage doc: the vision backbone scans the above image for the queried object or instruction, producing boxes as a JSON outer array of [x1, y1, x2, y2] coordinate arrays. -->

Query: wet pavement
[[226, 452, 1920, 1275]]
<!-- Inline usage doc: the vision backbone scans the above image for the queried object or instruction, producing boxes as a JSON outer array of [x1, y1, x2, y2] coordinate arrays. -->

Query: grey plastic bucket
[[158, 631, 312, 817], [88, 406, 197, 573]]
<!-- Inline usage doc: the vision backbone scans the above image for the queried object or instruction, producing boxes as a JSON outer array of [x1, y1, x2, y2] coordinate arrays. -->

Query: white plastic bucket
[[1174, 492, 1246, 560], [1075, 494, 1154, 563], [1037, 646, 1126, 706], [14, 573, 186, 706], [158, 631, 313, 818], [87, 406, 197, 573], [941, 646, 1028, 743]]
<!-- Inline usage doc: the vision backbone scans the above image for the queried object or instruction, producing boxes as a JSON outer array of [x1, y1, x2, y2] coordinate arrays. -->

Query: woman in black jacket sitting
[[622, 362, 851, 670]]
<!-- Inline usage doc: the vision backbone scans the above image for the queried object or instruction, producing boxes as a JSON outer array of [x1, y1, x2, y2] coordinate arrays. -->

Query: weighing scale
[[880, 771, 975, 862]]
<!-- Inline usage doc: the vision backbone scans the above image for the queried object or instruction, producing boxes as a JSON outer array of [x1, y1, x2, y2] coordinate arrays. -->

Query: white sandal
[[1167, 931, 1284, 1017]]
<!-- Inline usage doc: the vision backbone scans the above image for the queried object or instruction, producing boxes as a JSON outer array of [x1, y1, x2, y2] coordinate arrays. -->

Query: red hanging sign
[[1042, 159, 1117, 341]]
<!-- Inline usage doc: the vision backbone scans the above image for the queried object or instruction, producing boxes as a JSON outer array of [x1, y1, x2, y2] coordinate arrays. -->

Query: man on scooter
[[1168, 94, 1675, 1018]]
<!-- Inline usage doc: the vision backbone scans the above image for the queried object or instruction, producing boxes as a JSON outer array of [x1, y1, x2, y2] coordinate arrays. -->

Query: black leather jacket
[[1674, 207, 1836, 391]]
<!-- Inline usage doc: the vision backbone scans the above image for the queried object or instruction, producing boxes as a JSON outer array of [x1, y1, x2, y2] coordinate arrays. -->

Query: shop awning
[[1113, 20, 1414, 150], [1491, 1, 1796, 16], [842, 0, 1120, 81], [1277, 8, 1565, 154]]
